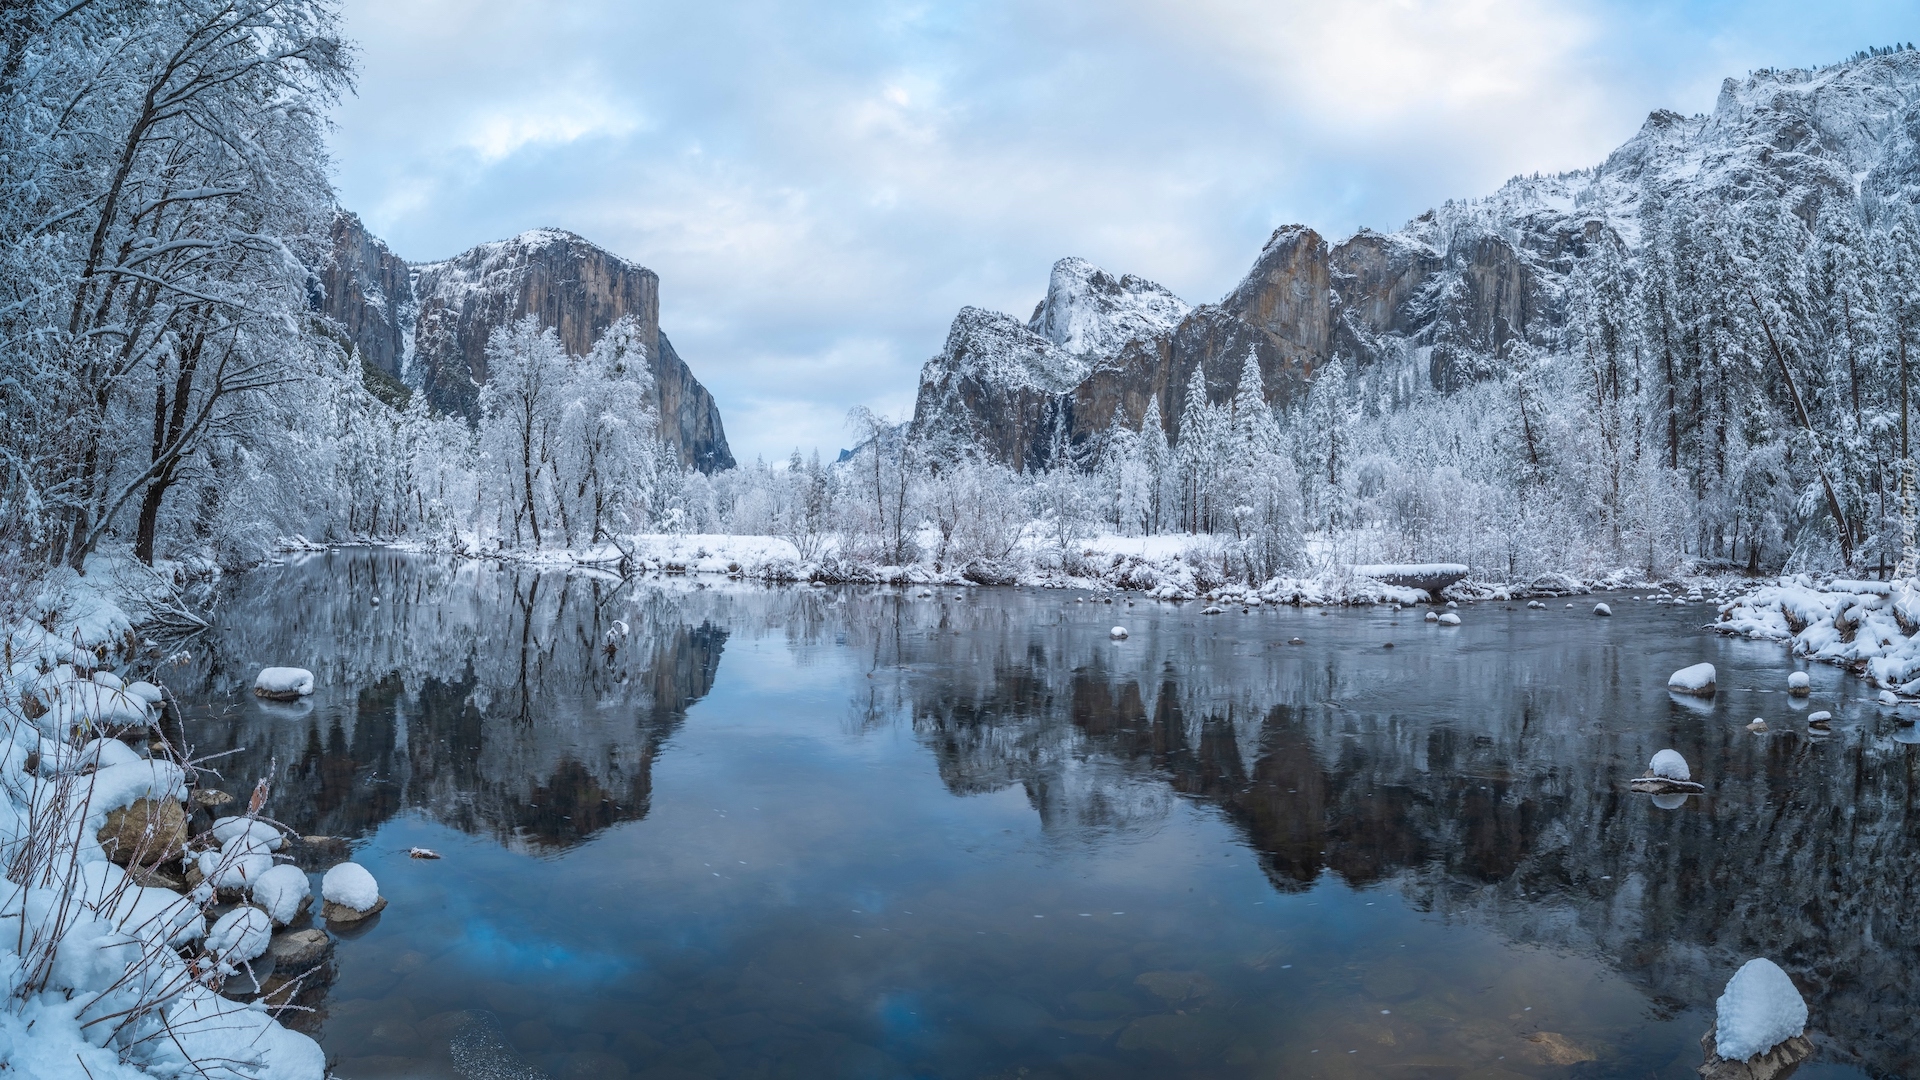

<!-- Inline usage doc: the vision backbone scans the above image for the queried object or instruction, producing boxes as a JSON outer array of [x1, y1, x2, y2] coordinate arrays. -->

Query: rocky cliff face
[[316, 222, 734, 473], [911, 50, 1920, 467], [318, 212, 414, 381]]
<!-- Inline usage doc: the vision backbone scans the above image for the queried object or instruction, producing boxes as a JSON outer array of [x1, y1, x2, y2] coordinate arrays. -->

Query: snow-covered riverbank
[[341, 530, 1732, 606], [0, 567, 327, 1080], [1717, 577, 1920, 694]]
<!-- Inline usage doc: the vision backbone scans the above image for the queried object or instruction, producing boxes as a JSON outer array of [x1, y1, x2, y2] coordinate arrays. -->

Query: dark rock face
[[318, 212, 414, 381], [656, 331, 735, 472], [908, 307, 1086, 471], [316, 222, 734, 474]]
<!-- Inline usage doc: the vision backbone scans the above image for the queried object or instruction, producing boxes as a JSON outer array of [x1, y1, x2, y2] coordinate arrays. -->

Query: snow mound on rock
[[211, 816, 285, 851], [1668, 663, 1716, 694], [1650, 749, 1690, 781], [1715, 958, 1807, 1060], [251, 863, 312, 926], [207, 906, 271, 963], [254, 667, 314, 697], [322, 862, 379, 911]]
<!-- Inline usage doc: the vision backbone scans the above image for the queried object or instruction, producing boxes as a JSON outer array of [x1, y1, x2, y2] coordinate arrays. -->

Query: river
[[162, 550, 1909, 1079]]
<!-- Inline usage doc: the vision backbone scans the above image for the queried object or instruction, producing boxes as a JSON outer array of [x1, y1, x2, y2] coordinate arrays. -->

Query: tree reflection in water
[[164, 553, 1910, 1077]]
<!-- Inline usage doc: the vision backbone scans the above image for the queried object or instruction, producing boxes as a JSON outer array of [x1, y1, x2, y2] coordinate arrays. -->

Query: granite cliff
[[911, 50, 1920, 468], [317, 218, 735, 473]]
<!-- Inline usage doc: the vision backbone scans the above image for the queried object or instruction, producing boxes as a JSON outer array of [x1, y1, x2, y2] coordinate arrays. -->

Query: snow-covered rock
[[207, 906, 272, 963], [211, 816, 285, 851], [1669, 663, 1717, 696], [1109, 626, 1129, 639], [321, 862, 380, 912], [253, 667, 314, 700], [1437, 612, 1461, 626], [199, 833, 275, 891], [1787, 671, 1810, 695], [1593, 603, 1612, 616], [1713, 958, 1808, 1061], [250, 864, 313, 927], [1808, 710, 1832, 724]]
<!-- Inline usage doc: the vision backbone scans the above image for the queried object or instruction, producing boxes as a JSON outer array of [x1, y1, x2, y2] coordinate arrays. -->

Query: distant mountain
[[910, 49, 1920, 469], [318, 215, 735, 473]]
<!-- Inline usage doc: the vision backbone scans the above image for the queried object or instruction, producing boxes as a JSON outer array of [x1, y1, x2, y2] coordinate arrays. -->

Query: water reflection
[[174, 552, 725, 850], [164, 554, 1908, 1078]]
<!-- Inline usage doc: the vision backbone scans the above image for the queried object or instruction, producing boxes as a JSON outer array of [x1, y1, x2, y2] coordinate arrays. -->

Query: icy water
[[161, 551, 1913, 1080]]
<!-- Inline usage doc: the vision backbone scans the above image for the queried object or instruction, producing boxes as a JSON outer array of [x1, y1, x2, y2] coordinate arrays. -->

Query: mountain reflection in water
[[168, 552, 1902, 1079]]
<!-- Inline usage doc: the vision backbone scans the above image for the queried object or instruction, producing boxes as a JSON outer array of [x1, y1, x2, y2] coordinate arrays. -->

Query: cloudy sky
[[329, 0, 1920, 463]]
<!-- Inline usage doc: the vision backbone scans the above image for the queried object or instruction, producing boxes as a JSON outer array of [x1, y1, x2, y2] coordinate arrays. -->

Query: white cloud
[[461, 93, 644, 164]]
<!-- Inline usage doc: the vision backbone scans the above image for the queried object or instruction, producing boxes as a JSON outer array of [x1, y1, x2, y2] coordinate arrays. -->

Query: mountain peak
[[1027, 256, 1189, 358]]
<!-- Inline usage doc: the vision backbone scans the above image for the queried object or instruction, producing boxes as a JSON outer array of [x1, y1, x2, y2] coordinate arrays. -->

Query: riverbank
[[0, 557, 326, 1080], [323, 530, 1755, 606], [1716, 577, 1920, 695]]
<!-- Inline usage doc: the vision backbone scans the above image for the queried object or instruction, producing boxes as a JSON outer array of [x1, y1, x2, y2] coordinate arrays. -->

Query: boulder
[[268, 928, 335, 974], [323, 895, 387, 924], [253, 666, 315, 700], [97, 797, 187, 865], [1669, 663, 1718, 697]]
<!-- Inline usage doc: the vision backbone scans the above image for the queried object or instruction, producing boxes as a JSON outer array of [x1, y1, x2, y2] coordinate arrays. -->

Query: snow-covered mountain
[[910, 48, 1920, 469], [319, 219, 735, 473]]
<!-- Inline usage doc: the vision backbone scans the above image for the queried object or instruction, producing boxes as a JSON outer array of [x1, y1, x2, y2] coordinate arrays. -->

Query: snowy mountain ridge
[[909, 48, 1920, 470]]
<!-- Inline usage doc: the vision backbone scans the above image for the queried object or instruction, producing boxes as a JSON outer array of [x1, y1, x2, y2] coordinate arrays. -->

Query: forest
[[6, 0, 1920, 605]]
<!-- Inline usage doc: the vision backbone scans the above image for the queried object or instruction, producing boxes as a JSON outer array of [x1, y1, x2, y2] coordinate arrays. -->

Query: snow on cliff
[[1027, 257, 1189, 359]]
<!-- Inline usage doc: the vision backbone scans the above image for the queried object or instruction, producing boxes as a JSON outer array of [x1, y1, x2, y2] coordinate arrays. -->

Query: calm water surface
[[164, 551, 1913, 1080]]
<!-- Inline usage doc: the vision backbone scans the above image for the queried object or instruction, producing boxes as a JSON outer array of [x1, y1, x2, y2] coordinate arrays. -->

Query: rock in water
[[1650, 749, 1691, 781], [251, 863, 313, 926], [1632, 748, 1705, 795], [1700, 958, 1810, 1077], [1109, 626, 1128, 639], [267, 929, 334, 974], [1669, 663, 1717, 697], [1699, 1021, 1813, 1080], [253, 667, 314, 700], [207, 906, 272, 963], [1594, 603, 1612, 616], [1746, 718, 1767, 733], [1437, 612, 1461, 625], [1786, 671, 1810, 696], [96, 796, 186, 865], [451, 1011, 553, 1080], [321, 861, 384, 922]]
